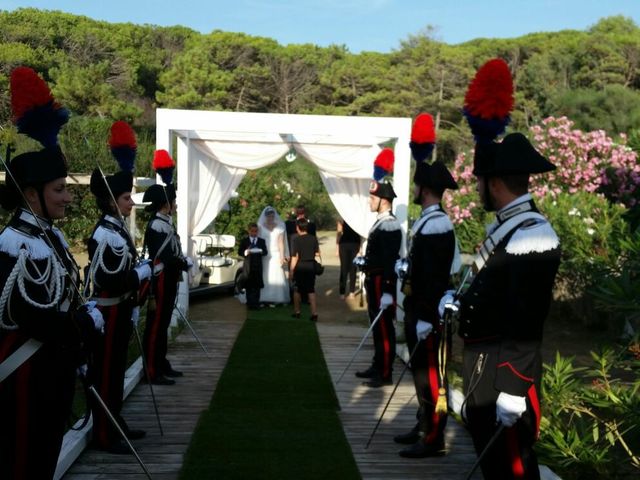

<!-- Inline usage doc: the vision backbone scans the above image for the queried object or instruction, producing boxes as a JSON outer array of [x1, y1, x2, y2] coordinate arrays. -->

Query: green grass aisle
[[179, 307, 361, 479]]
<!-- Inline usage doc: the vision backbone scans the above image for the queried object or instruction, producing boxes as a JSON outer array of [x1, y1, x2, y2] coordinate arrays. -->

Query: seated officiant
[[238, 223, 268, 310]]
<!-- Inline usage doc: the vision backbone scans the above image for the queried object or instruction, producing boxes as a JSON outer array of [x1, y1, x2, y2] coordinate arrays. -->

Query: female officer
[[86, 121, 152, 453], [141, 150, 191, 385], [0, 67, 103, 479]]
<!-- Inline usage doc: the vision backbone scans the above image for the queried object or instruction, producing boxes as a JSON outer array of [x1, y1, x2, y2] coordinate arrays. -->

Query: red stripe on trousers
[[425, 335, 441, 444], [375, 276, 391, 378], [528, 384, 541, 439], [148, 270, 165, 379], [507, 427, 525, 478]]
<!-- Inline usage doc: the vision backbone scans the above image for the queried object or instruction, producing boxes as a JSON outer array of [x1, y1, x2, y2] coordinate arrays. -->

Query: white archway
[[155, 108, 412, 314]]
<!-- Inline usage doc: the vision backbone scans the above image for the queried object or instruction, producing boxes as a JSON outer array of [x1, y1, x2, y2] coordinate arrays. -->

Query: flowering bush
[[445, 117, 638, 256], [530, 116, 639, 206]]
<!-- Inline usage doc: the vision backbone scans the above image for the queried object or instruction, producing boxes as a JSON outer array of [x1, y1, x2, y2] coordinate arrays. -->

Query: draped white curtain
[[189, 136, 289, 235], [186, 135, 387, 240], [318, 172, 375, 238]]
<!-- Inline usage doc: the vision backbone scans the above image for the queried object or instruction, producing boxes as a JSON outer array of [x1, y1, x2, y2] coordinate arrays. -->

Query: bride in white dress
[[258, 206, 291, 304]]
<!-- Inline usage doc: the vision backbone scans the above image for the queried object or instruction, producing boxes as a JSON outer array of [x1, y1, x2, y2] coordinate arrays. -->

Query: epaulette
[[420, 214, 454, 236], [52, 226, 69, 249], [506, 219, 559, 255], [150, 219, 172, 234], [93, 224, 128, 250], [0, 227, 51, 260], [377, 216, 401, 232]]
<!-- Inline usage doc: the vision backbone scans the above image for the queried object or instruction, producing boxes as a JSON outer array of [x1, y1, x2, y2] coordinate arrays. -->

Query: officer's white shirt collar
[[19, 208, 52, 229], [420, 204, 441, 217], [156, 212, 173, 225], [104, 214, 125, 227], [376, 209, 393, 220]]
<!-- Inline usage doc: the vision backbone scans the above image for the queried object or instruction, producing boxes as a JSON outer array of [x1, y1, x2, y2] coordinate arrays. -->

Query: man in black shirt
[[336, 219, 361, 299]]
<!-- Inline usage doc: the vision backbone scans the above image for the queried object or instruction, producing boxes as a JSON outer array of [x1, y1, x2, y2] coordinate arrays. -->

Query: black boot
[[394, 423, 420, 444], [398, 440, 446, 458], [164, 367, 183, 377], [355, 366, 378, 379], [362, 375, 393, 388]]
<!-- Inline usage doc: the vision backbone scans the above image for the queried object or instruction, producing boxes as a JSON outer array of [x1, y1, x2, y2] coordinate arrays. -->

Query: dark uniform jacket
[[458, 196, 561, 396], [144, 212, 188, 276], [402, 204, 458, 325], [0, 209, 95, 479], [87, 215, 140, 299], [364, 210, 402, 294], [238, 236, 268, 288]]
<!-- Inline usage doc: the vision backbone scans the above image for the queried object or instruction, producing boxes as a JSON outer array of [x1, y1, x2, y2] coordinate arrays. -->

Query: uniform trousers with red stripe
[[365, 275, 396, 380], [403, 299, 448, 445], [144, 269, 179, 380], [463, 346, 541, 480], [0, 332, 77, 479], [89, 299, 134, 448]]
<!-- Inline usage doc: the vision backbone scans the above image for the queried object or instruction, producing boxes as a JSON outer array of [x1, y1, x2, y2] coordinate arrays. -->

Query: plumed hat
[[463, 58, 554, 176], [142, 149, 176, 208], [369, 148, 396, 199], [0, 67, 69, 210], [90, 121, 136, 200], [410, 113, 458, 191]]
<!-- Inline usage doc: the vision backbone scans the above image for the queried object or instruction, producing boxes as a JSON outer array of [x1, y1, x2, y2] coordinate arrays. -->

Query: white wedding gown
[[259, 225, 290, 304]]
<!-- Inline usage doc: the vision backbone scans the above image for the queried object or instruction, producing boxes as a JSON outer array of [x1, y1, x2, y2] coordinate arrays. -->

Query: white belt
[[0, 338, 43, 383], [91, 292, 133, 307]]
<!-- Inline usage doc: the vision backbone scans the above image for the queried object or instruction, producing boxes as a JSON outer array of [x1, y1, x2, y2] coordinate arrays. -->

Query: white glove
[[379, 293, 394, 309], [248, 247, 263, 254], [496, 392, 527, 427], [134, 261, 152, 282], [438, 290, 459, 319], [131, 306, 140, 328], [186, 256, 195, 269], [77, 364, 88, 377], [85, 301, 104, 333], [353, 256, 366, 268], [416, 320, 433, 340], [394, 259, 403, 276]]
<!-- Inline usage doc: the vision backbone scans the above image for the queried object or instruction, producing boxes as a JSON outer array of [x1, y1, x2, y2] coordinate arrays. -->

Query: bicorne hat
[[90, 121, 136, 201], [142, 150, 176, 208], [369, 148, 396, 199], [0, 67, 69, 211], [410, 113, 458, 191], [463, 58, 555, 176]]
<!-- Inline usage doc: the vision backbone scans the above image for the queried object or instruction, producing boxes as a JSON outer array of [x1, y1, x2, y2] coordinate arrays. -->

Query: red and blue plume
[[153, 149, 175, 185], [10, 66, 69, 148], [410, 113, 436, 162], [463, 58, 513, 144], [373, 148, 394, 182], [109, 121, 137, 173]]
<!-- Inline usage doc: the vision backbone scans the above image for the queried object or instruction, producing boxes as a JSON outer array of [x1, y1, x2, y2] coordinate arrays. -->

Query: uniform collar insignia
[[497, 194, 534, 224]]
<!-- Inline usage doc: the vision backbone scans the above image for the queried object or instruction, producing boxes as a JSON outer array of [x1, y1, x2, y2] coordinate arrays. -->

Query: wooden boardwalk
[[318, 323, 482, 480], [61, 305, 484, 479], [62, 297, 244, 480]]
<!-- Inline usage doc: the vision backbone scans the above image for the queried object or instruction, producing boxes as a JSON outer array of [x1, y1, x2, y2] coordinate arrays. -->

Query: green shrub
[[539, 348, 640, 479]]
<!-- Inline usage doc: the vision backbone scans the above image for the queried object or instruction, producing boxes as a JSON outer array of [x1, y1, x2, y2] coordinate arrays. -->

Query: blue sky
[[3, 0, 640, 52]]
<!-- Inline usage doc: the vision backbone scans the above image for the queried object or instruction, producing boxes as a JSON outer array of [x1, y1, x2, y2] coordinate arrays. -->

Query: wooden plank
[[317, 323, 483, 480], [62, 309, 243, 480]]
